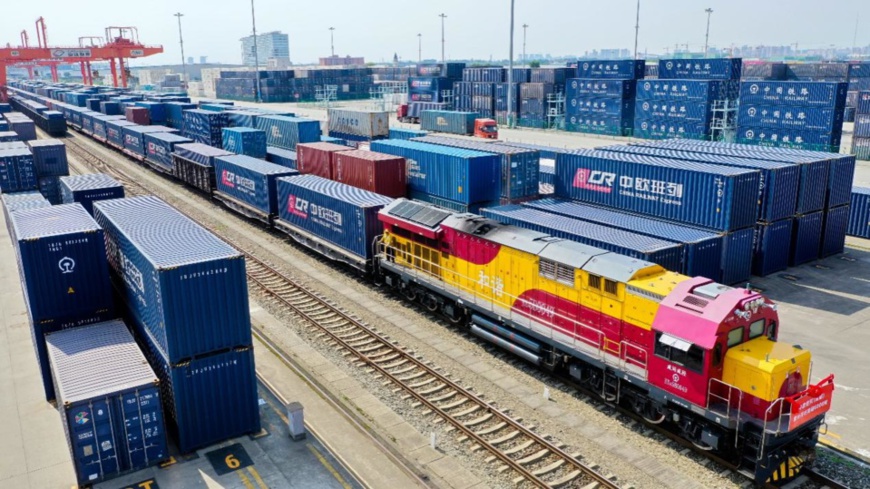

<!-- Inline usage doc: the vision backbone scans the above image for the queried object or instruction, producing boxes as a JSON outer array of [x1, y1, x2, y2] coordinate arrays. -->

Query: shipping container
[[100, 101, 123, 116], [332, 150, 406, 197], [530, 68, 572, 86], [657, 58, 742, 80], [135, 101, 166, 124], [46, 320, 168, 486], [752, 219, 793, 276], [106, 120, 136, 148], [2, 191, 49, 237], [266, 146, 298, 169], [741, 61, 787, 81], [93, 196, 252, 363], [0, 147, 37, 193], [371, 139, 500, 205], [575, 60, 645, 79], [296, 142, 353, 179], [182, 109, 228, 147], [821, 205, 850, 257], [389, 127, 428, 140], [139, 329, 260, 454], [420, 110, 478, 135], [566, 78, 637, 98], [635, 79, 733, 102], [91, 115, 124, 141], [327, 108, 389, 139], [144, 132, 194, 171], [275, 175, 393, 260], [60, 173, 125, 216], [406, 190, 498, 214], [554, 149, 761, 231], [566, 115, 633, 137], [10, 204, 115, 400], [26, 139, 68, 177], [790, 211, 823, 266], [632, 119, 710, 139], [173, 142, 233, 167], [38, 175, 62, 204], [735, 126, 840, 152], [254, 115, 321, 150], [857, 91, 870, 114], [597, 144, 800, 222], [737, 104, 844, 133], [214, 154, 298, 217], [222, 127, 267, 158], [739, 81, 848, 107], [566, 97, 635, 119], [721, 228, 755, 285], [0, 130, 18, 142], [635, 99, 712, 124], [164, 102, 197, 129], [848, 187, 870, 238], [408, 76, 453, 93], [854, 114, 870, 138], [126, 106, 151, 125], [853, 137, 870, 161], [410, 135, 539, 202], [123, 126, 178, 157], [417, 63, 465, 78], [523, 198, 724, 280]]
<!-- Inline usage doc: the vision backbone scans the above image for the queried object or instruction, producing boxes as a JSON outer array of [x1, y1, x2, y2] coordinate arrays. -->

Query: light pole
[[173, 13, 187, 87], [522, 24, 528, 66], [634, 0, 640, 60], [329, 27, 335, 57], [507, 0, 515, 127], [439, 13, 447, 63], [704, 8, 713, 58], [417, 33, 422, 63], [250, 0, 261, 103]]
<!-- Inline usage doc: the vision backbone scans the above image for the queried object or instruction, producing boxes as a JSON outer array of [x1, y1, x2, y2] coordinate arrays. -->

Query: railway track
[[61, 132, 622, 489]]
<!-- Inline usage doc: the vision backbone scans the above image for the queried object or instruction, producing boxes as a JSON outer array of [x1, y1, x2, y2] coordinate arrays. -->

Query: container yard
[[2, 6, 870, 489]]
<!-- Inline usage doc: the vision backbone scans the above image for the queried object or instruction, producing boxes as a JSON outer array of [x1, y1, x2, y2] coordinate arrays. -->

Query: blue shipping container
[[93, 196, 252, 364], [371, 139, 500, 205], [752, 219, 793, 276], [123, 126, 178, 157], [183, 109, 228, 147], [736, 126, 840, 151], [566, 78, 637, 99], [632, 119, 710, 139], [597, 144, 800, 222], [135, 101, 167, 124], [738, 104, 844, 133], [821, 205, 850, 257], [389, 128, 428, 140], [214, 155, 298, 216], [790, 212, 823, 266], [60, 173, 125, 216], [276, 175, 393, 260], [0, 148, 37, 193], [636, 79, 729, 102], [254, 115, 321, 150], [265, 146, 298, 169], [106, 120, 136, 148], [410, 135, 540, 201], [26, 139, 68, 177], [567, 98, 635, 118], [523, 198, 724, 280], [657, 58, 742, 80], [144, 132, 194, 171], [222, 127, 267, 158], [721, 228, 755, 285], [566, 115, 633, 137], [482, 205, 684, 272], [848, 188, 870, 238], [46, 320, 168, 486], [554, 149, 761, 231], [635, 99, 712, 124], [165, 102, 197, 129], [575, 60, 645, 79], [407, 190, 499, 214], [739, 81, 848, 107], [173, 143, 233, 168], [420, 110, 478, 135], [38, 175, 62, 204]]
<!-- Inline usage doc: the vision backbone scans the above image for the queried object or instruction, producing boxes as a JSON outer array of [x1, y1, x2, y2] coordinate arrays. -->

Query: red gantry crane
[[0, 18, 164, 101]]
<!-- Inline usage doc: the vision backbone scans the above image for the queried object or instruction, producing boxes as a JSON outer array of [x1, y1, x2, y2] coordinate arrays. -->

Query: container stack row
[[216, 68, 375, 103], [409, 63, 466, 103], [634, 58, 740, 140], [453, 67, 532, 120], [736, 81, 848, 152], [565, 60, 645, 136], [851, 91, 870, 160]]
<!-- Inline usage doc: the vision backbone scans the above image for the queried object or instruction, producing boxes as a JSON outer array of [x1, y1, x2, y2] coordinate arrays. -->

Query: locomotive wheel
[[424, 295, 439, 312], [403, 286, 418, 301]]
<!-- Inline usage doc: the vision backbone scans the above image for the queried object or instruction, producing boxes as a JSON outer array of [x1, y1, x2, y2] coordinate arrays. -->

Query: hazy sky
[[1, 0, 867, 66]]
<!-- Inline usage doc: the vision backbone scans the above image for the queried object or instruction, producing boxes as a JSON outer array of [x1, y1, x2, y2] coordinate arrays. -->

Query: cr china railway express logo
[[221, 170, 235, 188], [58, 257, 76, 274], [287, 195, 309, 219], [573, 168, 616, 193], [147, 142, 166, 157]]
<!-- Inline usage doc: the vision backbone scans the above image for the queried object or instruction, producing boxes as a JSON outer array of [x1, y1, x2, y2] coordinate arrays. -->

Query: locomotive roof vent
[[683, 295, 709, 309], [693, 282, 734, 300]]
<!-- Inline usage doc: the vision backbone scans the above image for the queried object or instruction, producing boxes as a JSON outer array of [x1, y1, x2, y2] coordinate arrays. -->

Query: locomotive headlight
[[744, 303, 751, 311]]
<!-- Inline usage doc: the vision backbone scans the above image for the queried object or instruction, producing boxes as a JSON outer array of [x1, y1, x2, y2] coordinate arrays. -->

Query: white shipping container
[[327, 108, 390, 138]]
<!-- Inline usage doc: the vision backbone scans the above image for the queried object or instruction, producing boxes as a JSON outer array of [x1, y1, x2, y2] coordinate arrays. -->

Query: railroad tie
[[462, 413, 493, 427], [474, 422, 507, 436], [548, 470, 582, 488], [489, 430, 521, 445], [501, 439, 534, 456], [516, 448, 550, 465]]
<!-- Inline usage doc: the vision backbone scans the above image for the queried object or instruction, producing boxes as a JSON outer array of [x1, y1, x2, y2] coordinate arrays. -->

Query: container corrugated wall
[[332, 150, 407, 198], [848, 188, 870, 238], [214, 155, 298, 215], [59, 173, 125, 216], [255, 115, 321, 151], [276, 175, 393, 259], [296, 142, 353, 179], [26, 139, 68, 177], [791, 212, 824, 266], [94, 196, 252, 364], [739, 81, 848, 107], [222, 127, 267, 159], [420, 110, 478, 135], [821, 205, 850, 257], [738, 104, 843, 133], [144, 132, 193, 170], [752, 220, 793, 276], [327, 108, 390, 139]]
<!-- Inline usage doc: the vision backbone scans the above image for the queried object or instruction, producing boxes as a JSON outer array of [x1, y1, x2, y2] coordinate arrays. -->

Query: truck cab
[[474, 118, 498, 139]]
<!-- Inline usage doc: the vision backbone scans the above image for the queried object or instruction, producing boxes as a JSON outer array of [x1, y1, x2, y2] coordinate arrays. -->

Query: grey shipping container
[[213, 155, 298, 217], [93, 196, 252, 364], [327, 108, 390, 138], [482, 205, 684, 273], [46, 320, 168, 486], [60, 173, 125, 216]]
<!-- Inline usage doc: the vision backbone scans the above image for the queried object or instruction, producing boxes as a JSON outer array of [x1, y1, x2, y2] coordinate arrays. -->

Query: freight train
[[6, 86, 835, 485]]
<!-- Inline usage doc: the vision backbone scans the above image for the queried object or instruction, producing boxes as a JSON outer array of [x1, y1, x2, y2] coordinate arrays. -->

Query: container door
[[68, 399, 120, 484], [119, 387, 167, 471]]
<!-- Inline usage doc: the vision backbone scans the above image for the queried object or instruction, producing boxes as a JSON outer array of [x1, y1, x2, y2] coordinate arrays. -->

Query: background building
[[240, 31, 291, 67]]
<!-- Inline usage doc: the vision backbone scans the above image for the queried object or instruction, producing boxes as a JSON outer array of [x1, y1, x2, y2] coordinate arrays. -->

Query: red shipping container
[[296, 142, 352, 179], [332, 150, 407, 198], [126, 107, 150, 125]]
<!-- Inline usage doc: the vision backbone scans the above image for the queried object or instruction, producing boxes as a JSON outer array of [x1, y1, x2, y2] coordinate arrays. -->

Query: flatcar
[[7, 83, 836, 485]]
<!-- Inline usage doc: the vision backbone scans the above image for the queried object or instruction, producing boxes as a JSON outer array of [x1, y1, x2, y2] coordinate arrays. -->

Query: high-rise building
[[240, 31, 290, 67]]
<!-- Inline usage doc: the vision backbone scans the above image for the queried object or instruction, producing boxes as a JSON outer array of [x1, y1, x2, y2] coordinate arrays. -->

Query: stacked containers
[[28, 140, 69, 204], [182, 109, 228, 147], [553, 149, 760, 284], [296, 142, 353, 179], [566, 60, 644, 136], [275, 175, 394, 260], [494, 82, 520, 124], [472, 82, 496, 118], [737, 81, 847, 152], [332, 150, 407, 197], [60, 173, 125, 216], [126, 106, 151, 125], [46, 320, 168, 486], [635, 58, 741, 140], [0, 146, 38, 194], [409, 76, 453, 103], [5, 112, 37, 141], [93, 196, 260, 453], [222, 127, 267, 158], [852, 91, 870, 160], [518, 82, 554, 129], [254, 115, 321, 151], [326, 108, 390, 144], [213, 155, 298, 219], [848, 187, 870, 238], [410, 135, 539, 204], [371, 139, 500, 213], [10, 204, 115, 400], [165, 102, 197, 129]]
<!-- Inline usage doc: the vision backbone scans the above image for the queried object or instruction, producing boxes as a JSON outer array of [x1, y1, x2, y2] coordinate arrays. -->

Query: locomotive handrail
[[707, 378, 743, 447], [759, 397, 786, 461], [620, 341, 648, 378]]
